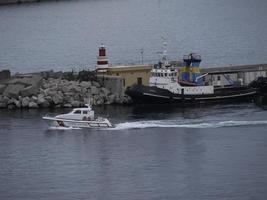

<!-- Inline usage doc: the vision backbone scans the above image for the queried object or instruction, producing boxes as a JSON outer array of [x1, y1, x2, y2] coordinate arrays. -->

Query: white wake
[[111, 120, 267, 130]]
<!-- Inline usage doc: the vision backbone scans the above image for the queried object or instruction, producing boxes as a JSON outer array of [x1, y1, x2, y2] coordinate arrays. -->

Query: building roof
[[106, 64, 152, 72]]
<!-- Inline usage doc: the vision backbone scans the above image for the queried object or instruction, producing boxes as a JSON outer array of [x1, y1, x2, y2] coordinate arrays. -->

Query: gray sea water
[[1, 1, 267, 199], [1, 104, 267, 200], [0, 0, 267, 73]]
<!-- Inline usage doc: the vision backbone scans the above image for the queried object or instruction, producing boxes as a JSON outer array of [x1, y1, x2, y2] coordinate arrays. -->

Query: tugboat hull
[[126, 84, 258, 105]]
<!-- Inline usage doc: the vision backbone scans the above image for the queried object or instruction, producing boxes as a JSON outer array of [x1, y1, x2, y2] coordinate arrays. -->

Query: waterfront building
[[201, 64, 267, 86], [96, 45, 152, 89]]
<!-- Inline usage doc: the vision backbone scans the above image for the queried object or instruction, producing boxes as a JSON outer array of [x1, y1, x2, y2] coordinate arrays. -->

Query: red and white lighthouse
[[96, 44, 109, 70]]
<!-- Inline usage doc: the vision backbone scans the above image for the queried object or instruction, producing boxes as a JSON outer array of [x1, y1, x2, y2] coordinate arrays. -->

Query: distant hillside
[[1, 0, 64, 5], [0, 0, 37, 5]]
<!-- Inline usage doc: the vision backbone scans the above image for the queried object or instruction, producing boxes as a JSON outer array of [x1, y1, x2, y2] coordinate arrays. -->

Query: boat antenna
[[156, 37, 168, 66], [161, 37, 168, 66]]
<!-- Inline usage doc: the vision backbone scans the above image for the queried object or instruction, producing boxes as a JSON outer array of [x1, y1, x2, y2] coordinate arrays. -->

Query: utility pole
[[140, 48, 144, 64]]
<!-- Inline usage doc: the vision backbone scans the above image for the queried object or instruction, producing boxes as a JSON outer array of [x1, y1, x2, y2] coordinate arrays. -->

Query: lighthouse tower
[[96, 44, 109, 71]]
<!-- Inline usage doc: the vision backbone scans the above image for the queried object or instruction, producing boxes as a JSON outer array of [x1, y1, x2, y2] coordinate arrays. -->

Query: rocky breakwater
[[0, 73, 130, 109]]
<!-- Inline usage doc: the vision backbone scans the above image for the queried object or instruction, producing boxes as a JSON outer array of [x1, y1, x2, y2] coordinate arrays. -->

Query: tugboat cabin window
[[74, 110, 81, 114]]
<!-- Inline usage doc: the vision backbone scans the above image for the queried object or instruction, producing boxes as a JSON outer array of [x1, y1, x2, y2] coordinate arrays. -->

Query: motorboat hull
[[43, 116, 113, 128], [125, 84, 259, 105]]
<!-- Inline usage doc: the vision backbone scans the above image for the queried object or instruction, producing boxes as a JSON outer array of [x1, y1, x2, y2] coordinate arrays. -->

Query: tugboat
[[125, 50, 259, 105], [43, 104, 113, 128]]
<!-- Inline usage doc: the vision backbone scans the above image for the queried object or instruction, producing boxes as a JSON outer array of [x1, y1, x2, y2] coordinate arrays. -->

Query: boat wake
[[111, 120, 267, 130]]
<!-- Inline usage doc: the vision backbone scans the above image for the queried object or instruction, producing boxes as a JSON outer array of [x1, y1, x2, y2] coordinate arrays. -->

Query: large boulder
[[0, 95, 8, 108], [14, 99, 21, 108], [96, 98, 104, 105], [81, 88, 88, 95], [0, 84, 6, 94], [63, 103, 72, 108], [43, 88, 57, 97], [0, 70, 11, 80], [107, 94, 116, 104], [7, 104, 16, 110], [9, 75, 43, 87], [67, 85, 81, 93], [38, 97, 50, 107], [20, 85, 38, 97], [80, 81, 92, 88], [3, 84, 25, 98], [64, 95, 74, 104], [100, 87, 110, 98], [71, 101, 80, 107], [123, 95, 132, 104], [7, 98, 16, 105], [22, 97, 30, 107], [61, 86, 69, 93], [31, 96, 38, 103], [52, 93, 63, 105], [92, 81, 101, 88], [0, 102, 7, 108], [37, 94, 45, 104], [29, 102, 38, 108], [114, 94, 123, 104], [44, 96, 53, 103], [90, 86, 99, 95]]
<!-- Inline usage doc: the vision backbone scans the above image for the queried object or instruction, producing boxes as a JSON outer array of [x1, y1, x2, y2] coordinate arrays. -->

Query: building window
[[217, 76, 220, 81], [116, 73, 119, 76], [123, 78, 126, 87], [137, 77, 142, 85]]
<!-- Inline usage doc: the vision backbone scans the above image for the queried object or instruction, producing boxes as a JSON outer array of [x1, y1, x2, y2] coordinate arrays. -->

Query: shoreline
[[0, 0, 57, 6]]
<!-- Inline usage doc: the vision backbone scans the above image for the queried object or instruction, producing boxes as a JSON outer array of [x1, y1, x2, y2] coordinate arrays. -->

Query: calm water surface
[[0, 0, 267, 72], [0, 104, 267, 200], [1, 1, 267, 199]]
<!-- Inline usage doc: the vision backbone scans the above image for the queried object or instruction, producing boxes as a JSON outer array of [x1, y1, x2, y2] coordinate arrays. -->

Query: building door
[[137, 77, 142, 85]]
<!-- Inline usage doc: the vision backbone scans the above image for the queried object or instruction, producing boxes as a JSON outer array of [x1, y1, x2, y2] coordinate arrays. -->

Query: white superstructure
[[149, 57, 214, 95], [43, 104, 112, 128]]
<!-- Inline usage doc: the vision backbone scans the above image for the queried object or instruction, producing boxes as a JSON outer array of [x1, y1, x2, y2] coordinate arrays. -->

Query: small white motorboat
[[42, 104, 113, 128]]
